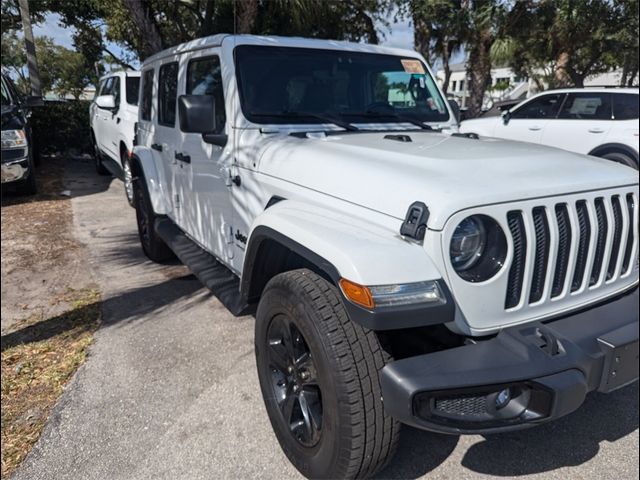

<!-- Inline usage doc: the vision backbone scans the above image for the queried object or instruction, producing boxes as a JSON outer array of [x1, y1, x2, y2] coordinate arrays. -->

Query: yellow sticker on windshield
[[401, 59, 425, 74]]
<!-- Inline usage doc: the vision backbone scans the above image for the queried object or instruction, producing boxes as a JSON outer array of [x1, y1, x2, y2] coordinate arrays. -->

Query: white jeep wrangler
[[131, 35, 639, 479]]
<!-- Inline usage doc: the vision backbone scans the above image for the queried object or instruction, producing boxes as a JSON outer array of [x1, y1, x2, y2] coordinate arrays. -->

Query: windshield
[[235, 45, 450, 127]]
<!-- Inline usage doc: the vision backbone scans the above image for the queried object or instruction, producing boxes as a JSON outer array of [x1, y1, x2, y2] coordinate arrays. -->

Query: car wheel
[[255, 269, 399, 479], [93, 136, 110, 176], [600, 151, 638, 169], [122, 151, 135, 207], [134, 175, 174, 262]]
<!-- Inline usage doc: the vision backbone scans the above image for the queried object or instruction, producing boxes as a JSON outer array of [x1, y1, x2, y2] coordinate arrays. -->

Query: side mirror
[[25, 95, 44, 107], [448, 99, 461, 124], [502, 110, 511, 125], [179, 95, 216, 133], [96, 95, 116, 109]]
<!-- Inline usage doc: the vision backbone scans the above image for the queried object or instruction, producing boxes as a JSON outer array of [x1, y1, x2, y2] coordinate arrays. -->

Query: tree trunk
[[411, 4, 432, 64], [122, 0, 163, 59], [238, 0, 258, 34], [441, 43, 452, 94], [18, 0, 42, 98], [553, 51, 571, 87], [466, 29, 492, 118]]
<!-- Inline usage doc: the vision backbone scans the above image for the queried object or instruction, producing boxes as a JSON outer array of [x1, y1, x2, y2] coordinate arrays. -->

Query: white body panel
[[90, 70, 141, 168], [135, 35, 640, 336]]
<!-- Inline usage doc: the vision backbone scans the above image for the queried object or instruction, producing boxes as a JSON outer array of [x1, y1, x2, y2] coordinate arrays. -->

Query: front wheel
[[133, 175, 174, 263], [122, 151, 135, 207], [600, 151, 638, 169], [93, 136, 110, 176], [255, 269, 399, 479]]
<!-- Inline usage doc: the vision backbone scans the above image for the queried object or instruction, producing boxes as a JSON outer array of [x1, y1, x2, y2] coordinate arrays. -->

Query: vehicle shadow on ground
[[377, 382, 638, 479]]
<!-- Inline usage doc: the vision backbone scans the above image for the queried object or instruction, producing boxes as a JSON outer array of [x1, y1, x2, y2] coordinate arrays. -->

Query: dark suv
[[1, 74, 38, 195]]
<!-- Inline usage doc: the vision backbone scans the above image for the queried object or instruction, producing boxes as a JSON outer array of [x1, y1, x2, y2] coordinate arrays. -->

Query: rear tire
[[133, 175, 174, 263], [600, 150, 638, 169], [255, 269, 399, 479]]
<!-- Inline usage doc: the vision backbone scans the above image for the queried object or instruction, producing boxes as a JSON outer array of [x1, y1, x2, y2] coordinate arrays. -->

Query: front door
[[175, 50, 235, 263], [496, 93, 565, 144]]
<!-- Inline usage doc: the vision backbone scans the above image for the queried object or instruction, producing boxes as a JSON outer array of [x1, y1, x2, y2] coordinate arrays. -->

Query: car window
[[186, 56, 226, 133], [158, 62, 178, 127], [1, 78, 12, 106], [558, 92, 612, 120], [111, 77, 121, 106], [126, 76, 140, 106], [511, 94, 564, 119], [141, 69, 154, 121], [613, 93, 639, 120], [101, 77, 114, 96], [95, 79, 106, 99]]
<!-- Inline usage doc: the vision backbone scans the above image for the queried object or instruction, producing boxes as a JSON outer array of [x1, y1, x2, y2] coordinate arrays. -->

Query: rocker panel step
[[155, 217, 252, 316]]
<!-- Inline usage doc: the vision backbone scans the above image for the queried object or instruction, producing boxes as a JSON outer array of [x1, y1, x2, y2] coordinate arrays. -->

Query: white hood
[[258, 131, 638, 230]]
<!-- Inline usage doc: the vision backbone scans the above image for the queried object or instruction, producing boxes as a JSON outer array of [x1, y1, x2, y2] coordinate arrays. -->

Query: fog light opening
[[495, 388, 511, 410]]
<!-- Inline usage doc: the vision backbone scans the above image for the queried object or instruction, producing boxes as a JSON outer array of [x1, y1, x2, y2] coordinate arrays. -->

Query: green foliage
[[31, 101, 92, 155]]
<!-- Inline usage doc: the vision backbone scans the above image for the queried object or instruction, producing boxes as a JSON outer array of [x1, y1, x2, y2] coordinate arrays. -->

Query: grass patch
[[1, 288, 101, 479]]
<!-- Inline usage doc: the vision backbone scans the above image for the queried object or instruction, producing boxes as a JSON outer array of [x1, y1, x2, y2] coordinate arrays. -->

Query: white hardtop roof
[[539, 87, 638, 95], [142, 34, 423, 66], [98, 70, 141, 82]]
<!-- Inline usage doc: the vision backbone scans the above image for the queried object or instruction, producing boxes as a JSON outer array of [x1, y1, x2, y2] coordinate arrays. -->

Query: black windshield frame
[[234, 45, 450, 126]]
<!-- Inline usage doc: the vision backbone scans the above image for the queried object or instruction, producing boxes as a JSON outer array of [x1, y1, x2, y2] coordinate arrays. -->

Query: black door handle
[[175, 152, 191, 164], [151, 143, 163, 152]]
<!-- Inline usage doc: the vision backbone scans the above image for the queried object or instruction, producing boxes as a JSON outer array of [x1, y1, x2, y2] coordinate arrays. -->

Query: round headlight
[[450, 217, 486, 271], [450, 215, 507, 282]]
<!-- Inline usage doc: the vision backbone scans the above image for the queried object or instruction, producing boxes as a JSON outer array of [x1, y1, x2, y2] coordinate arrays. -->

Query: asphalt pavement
[[12, 158, 639, 480]]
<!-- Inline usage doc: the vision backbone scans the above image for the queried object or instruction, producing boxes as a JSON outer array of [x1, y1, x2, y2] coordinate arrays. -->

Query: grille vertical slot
[[622, 193, 636, 274], [505, 211, 526, 309], [529, 207, 550, 303], [590, 198, 608, 286], [607, 196, 624, 280], [571, 201, 591, 292], [551, 204, 571, 298]]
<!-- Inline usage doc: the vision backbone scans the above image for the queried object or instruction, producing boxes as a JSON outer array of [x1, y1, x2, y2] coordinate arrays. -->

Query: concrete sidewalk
[[13, 159, 639, 480]]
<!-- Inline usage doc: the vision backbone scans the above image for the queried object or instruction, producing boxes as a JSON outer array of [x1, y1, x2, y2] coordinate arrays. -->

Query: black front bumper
[[380, 288, 639, 434]]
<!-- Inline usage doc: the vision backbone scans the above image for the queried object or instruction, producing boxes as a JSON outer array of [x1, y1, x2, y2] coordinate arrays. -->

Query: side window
[[126, 76, 140, 106], [186, 56, 226, 133], [141, 69, 154, 121], [95, 79, 106, 99], [613, 93, 639, 120], [101, 77, 114, 96], [511, 94, 564, 119], [558, 92, 612, 120], [111, 77, 121, 106], [158, 62, 179, 127]]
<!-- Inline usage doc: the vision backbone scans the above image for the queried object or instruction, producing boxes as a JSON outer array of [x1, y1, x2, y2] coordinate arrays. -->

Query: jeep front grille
[[505, 192, 639, 310]]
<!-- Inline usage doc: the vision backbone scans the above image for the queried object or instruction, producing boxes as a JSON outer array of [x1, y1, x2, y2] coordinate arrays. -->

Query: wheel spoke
[[281, 390, 297, 424], [298, 390, 321, 443], [268, 338, 290, 372]]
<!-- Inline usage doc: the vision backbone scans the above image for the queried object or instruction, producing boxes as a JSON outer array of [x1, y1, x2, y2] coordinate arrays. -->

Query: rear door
[[495, 93, 565, 144], [93, 76, 114, 155], [541, 92, 613, 155], [175, 51, 234, 261]]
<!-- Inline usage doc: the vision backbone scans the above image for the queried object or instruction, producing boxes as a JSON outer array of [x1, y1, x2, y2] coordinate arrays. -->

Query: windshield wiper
[[250, 110, 359, 132], [343, 111, 438, 131]]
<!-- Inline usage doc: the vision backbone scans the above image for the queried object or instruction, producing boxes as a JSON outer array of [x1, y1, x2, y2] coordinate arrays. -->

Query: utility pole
[[18, 0, 43, 99]]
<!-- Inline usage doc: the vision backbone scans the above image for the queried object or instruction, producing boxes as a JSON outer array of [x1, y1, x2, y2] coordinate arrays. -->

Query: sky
[[32, 11, 464, 72]]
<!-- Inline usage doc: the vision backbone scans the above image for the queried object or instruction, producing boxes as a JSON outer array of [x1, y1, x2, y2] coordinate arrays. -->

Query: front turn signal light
[[339, 278, 375, 309]]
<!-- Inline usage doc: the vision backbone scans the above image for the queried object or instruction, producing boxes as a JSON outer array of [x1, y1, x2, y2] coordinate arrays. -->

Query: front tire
[[255, 269, 399, 479], [93, 136, 110, 176], [122, 150, 135, 207], [133, 175, 174, 263]]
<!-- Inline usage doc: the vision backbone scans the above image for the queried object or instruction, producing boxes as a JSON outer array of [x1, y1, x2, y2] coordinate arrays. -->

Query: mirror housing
[[178, 95, 216, 133], [448, 99, 461, 124], [96, 95, 116, 109], [502, 110, 511, 125]]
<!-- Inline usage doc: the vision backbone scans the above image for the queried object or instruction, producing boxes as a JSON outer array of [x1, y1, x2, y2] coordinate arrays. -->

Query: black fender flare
[[588, 143, 639, 165]]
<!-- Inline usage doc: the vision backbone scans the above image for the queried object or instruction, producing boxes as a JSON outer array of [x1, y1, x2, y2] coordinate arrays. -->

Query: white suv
[[90, 70, 141, 205], [460, 88, 639, 168], [130, 35, 639, 479]]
